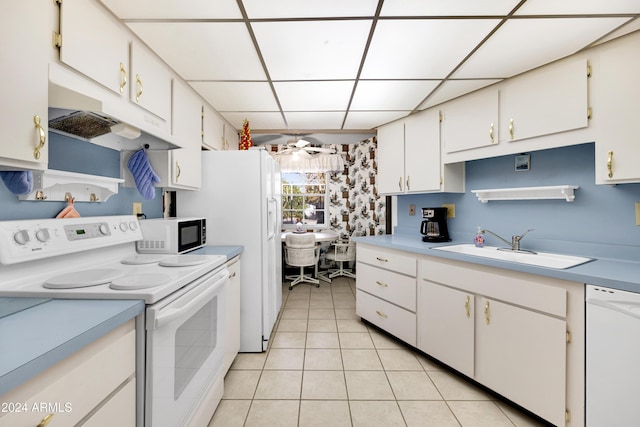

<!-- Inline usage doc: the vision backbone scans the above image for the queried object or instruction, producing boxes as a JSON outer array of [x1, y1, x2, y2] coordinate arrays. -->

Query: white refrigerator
[[177, 148, 282, 352]]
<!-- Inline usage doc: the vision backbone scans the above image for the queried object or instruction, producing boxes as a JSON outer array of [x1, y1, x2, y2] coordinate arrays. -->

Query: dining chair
[[283, 233, 320, 290], [324, 231, 362, 279]]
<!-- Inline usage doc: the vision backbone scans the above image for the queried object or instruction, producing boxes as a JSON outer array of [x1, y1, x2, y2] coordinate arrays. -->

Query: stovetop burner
[[110, 273, 172, 290], [121, 254, 167, 265], [44, 268, 125, 289], [158, 255, 210, 267]]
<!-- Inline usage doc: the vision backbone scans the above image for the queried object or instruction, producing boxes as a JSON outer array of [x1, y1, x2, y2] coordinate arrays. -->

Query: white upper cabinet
[[130, 41, 172, 121], [593, 32, 640, 184], [441, 87, 499, 154], [202, 103, 224, 150], [59, 0, 130, 97], [0, 0, 49, 170], [168, 79, 202, 189], [376, 119, 405, 195], [499, 57, 589, 143]]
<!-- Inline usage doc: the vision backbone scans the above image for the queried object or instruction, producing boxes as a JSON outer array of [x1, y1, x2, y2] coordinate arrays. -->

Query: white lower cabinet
[[356, 290, 416, 346], [0, 320, 136, 427], [224, 256, 241, 374]]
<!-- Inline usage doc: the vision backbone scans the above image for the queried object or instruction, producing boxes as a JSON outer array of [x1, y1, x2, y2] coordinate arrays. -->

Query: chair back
[[332, 230, 363, 262], [284, 234, 318, 267]]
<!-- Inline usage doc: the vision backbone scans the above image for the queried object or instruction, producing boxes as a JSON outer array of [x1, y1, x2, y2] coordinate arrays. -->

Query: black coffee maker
[[420, 207, 451, 242]]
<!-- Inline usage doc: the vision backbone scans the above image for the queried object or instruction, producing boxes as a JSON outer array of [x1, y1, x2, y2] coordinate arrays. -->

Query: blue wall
[[0, 133, 163, 220], [396, 143, 640, 258]]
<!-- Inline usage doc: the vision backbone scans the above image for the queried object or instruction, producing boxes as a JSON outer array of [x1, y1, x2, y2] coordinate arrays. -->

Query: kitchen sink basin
[[431, 244, 593, 269]]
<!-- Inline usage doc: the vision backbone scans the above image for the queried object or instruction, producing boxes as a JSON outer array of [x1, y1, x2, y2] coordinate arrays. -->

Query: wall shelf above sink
[[471, 185, 579, 203]]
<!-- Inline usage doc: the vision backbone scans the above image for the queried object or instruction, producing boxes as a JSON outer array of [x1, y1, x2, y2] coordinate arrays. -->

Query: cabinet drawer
[[356, 263, 416, 311], [0, 321, 135, 427], [356, 290, 416, 346], [357, 245, 416, 277]]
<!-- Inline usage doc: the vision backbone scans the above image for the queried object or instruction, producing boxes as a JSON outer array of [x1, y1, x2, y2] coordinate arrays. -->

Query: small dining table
[[281, 230, 340, 282]]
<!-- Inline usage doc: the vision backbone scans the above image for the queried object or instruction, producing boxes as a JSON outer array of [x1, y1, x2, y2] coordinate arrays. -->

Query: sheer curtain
[[273, 153, 345, 173]]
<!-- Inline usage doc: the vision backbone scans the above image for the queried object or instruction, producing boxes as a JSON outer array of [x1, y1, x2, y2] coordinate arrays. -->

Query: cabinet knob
[[33, 115, 46, 160], [607, 150, 614, 178], [119, 62, 127, 93]]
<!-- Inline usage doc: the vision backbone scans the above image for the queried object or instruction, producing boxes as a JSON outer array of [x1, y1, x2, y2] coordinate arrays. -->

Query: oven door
[[145, 268, 226, 427]]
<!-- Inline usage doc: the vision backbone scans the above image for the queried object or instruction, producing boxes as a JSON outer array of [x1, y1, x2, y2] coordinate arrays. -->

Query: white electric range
[[0, 215, 228, 427]]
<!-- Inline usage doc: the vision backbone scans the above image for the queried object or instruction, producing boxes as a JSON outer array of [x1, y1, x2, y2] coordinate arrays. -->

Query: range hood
[[48, 73, 178, 151]]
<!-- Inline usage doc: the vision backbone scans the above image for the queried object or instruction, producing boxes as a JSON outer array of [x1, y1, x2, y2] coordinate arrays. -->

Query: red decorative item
[[239, 119, 254, 150]]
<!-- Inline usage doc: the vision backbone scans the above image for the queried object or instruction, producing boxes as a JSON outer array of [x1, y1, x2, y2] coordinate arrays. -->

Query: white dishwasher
[[586, 284, 640, 426]]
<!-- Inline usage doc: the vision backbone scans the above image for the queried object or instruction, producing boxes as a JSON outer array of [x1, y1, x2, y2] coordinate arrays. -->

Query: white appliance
[[137, 217, 207, 254], [178, 148, 282, 352], [586, 284, 640, 426], [0, 215, 227, 427]]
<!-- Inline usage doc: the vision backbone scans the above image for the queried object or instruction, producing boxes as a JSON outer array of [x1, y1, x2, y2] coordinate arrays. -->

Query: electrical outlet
[[409, 204, 416, 216], [441, 203, 455, 218], [636, 202, 640, 226], [133, 202, 142, 216]]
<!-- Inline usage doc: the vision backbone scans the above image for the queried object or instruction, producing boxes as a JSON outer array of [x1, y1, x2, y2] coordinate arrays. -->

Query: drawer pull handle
[[119, 62, 127, 93], [484, 300, 490, 325], [37, 414, 54, 427], [376, 281, 388, 288], [607, 150, 614, 178], [465, 295, 471, 318], [509, 118, 514, 139], [375, 257, 388, 262], [398, 176, 403, 191], [135, 73, 143, 102], [33, 115, 46, 160], [229, 271, 236, 279], [489, 123, 494, 143], [375, 310, 388, 319]]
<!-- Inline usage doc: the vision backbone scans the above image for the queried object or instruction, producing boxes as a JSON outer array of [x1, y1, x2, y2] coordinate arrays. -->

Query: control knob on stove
[[128, 221, 138, 231], [35, 228, 50, 243], [13, 230, 30, 245], [119, 222, 128, 232], [99, 224, 109, 235]]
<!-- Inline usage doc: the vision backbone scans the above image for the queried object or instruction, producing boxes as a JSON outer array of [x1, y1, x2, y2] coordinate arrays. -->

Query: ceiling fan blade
[[305, 146, 335, 154]]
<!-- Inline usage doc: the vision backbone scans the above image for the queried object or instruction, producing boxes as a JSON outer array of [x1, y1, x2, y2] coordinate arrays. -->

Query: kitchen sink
[[431, 244, 593, 269]]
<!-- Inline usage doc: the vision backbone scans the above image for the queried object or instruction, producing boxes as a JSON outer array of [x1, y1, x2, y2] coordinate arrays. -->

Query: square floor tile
[[377, 349, 423, 370], [447, 401, 515, 426], [416, 353, 445, 371], [306, 332, 340, 348], [386, 371, 443, 400], [337, 319, 369, 332], [495, 401, 548, 426], [428, 370, 492, 401], [207, 400, 251, 427], [341, 349, 383, 370], [304, 348, 343, 370], [308, 308, 336, 319], [398, 401, 460, 427], [244, 400, 300, 427], [349, 401, 406, 427], [264, 348, 305, 370], [302, 370, 348, 399], [338, 332, 374, 349], [230, 353, 267, 370], [334, 299, 356, 309], [299, 400, 352, 427], [276, 318, 309, 332], [307, 319, 338, 332], [284, 299, 310, 309], [222, 370, 261, 399], [271, 332, 306, 348], [281, 308, 309, 319], [335, 308, 360, 320], [254, 371, 302, 399], [369, 330, 405, 349], [344, 371, 394, 400]]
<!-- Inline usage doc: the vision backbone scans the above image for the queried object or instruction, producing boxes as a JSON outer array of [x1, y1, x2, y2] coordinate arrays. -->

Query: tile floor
[[208, 276, 548, 427]]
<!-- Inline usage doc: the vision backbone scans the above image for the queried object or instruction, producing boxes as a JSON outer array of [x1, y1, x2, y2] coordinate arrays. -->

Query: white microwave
[[137, 217, 206, 254]]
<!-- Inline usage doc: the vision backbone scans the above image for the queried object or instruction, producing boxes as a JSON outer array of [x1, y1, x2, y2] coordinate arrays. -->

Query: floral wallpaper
[[266, 137, 386, 240]]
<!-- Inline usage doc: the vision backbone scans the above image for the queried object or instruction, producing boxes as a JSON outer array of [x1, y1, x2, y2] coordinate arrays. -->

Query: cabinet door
[[376, 120, 405, 195], [594, 35, 640, 184], [475, 297, 567, 427], [130, 41, 172, 121], [171, 80, 202, 189], [441, 87, 499, 153], [0, 1, 49, 170], [500, 57, 588, 143], [417, 282, 474, 377], [59, 0, 130, 96], [404, 110, 441, 193], [202, 103, 224, 150]]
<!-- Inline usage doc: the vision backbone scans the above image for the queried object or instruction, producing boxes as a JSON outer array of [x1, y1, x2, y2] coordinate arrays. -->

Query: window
[[282, 172, 328, 229]]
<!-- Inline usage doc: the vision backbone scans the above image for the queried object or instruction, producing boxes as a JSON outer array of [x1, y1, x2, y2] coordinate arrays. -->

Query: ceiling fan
[[276, 136, 336, 157]]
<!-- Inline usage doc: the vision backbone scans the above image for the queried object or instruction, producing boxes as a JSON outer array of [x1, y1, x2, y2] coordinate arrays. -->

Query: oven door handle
[[153, 275, 226, 329]]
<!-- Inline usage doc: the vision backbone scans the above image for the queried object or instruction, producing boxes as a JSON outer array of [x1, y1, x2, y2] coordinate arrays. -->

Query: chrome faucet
[[481, 228, 535, 253]]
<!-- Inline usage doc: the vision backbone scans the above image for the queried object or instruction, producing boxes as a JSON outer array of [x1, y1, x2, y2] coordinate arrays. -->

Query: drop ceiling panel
[[361, 19, 500, 79], [284, 112, 346, 129], [99, 0, 242, 19], [189, 82, 279, 111], [274, 81, 355, 111], [127, 22, 265, 80], [419, 79, 501, 109], [351, 80, 441, 110], [453, 18, 630, 79], [221, 112, 286, 130], [242, 0, 378, 18], [380, 0, 522, 16], [593, 18, 640, 45], [252, 20, 372, 80], [344, 111, 411, 130], [515, 0, 640, 15]]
